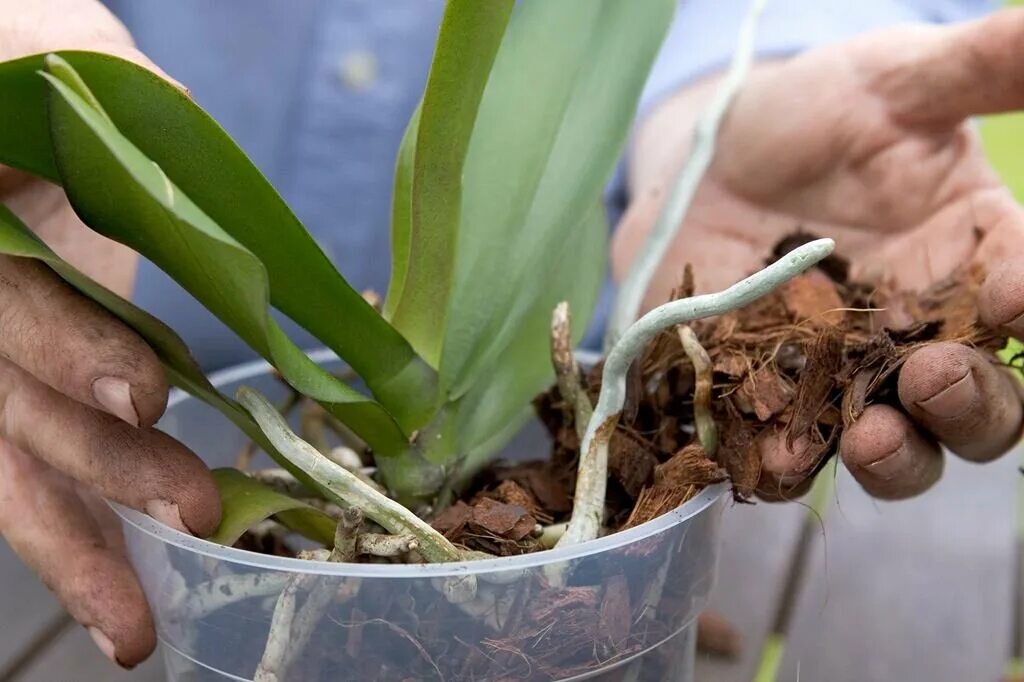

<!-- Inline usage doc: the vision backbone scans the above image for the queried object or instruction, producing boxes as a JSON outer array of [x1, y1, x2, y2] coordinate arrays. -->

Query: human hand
[[0, 0, 217, 668], [613, 8, 1024, 500]]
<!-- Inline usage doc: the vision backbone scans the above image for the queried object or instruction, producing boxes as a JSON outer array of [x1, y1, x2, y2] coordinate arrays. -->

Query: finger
[[754, 429, 826, 502], [898, 342, 1023, 462], [979, 259, 1024, 337], [871, 8, 1024, 126], [0, 255, 167, 427], [0, 358, 219, 536], [0, 444, 154, 668], [840, 404, 943, 500]]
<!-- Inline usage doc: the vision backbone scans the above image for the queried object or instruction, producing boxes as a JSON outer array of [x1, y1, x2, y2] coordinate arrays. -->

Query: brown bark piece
[[469, 498, 536, 541], [786, 326, 844, 448], [622, 445, 728, 528], [736, 366, 795, 421], [782, 271, 846, 328], [431, 501, 472, 541], [719, 425, 760, 500], [494, 461, 573, 515], [598, 575, 631, 649], [655, 444, 729, 488], [841, 367, 876, 426], [472, 479, 550, 523], [608, 430, 658, 499]]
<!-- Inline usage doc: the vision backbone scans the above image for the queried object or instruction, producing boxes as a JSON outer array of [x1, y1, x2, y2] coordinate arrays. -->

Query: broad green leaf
[[439, 0, 675, 397], [383, 105, 420, 320], [453, 202, 607, 467], [41, 61, 410, 457], [0, 52, 435, 427], [387, 0, 515, 365], [0, 57, 55, 180], [210, 468, 336, 547]]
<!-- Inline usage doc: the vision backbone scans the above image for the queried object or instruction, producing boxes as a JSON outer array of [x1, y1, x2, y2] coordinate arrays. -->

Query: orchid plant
[[0, 0, 828, 581]]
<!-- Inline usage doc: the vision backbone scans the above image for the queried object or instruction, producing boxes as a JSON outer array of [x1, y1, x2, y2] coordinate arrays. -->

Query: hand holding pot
[[0, 0, 218, 669], [615, 8, 1024, 501]]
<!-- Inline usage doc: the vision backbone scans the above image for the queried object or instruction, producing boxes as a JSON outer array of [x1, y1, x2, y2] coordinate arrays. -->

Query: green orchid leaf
[[386, 0, 515, 365], [383, 104, 420, 320], [453, 202, 607, 468], [210, 468, 336, 547], [439, 0, 675, 398], [0, 52, 435, 427], [0, 56, 56, 180], [40, 58, 410, 457]]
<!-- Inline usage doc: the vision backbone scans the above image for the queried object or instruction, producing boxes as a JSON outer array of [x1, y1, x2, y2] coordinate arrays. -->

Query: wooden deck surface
[[1, 447, 1020, 681]]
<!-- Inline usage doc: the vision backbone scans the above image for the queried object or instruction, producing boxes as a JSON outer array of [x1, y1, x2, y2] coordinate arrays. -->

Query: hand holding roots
[[556, 240, 836, 556]]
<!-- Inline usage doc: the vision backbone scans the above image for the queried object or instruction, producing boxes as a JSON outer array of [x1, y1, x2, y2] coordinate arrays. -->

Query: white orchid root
[[604, 0, 768, 348], [251, 467, 316, 498], [557, 239, 835, 553], [255, 554, 362, 681], [176, 572, 291, 621], [551, 301, 592, 442], [238, 387, 476, 603], [332, 508, 364, 562], [678, 325, 717, 456], [358, 533, 419, 557]]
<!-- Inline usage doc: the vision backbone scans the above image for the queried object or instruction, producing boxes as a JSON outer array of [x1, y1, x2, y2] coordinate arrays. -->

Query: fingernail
[[146, 499, 190, 534], [92, 377, 139, 427], [916, 370, 977, 419], [865, 443, 909, 479], [88, 627, 118, 664]]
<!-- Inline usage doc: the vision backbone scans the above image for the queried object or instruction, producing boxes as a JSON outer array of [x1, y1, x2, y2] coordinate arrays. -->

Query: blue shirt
[[102, 0, 994, 370]]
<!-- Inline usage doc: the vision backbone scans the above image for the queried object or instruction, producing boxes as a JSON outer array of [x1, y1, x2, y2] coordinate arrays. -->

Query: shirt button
[[336, 49, 378, 91]]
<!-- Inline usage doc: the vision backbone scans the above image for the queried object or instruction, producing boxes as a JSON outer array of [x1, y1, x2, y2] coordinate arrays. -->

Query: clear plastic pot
[[115, 350, 726, 681]]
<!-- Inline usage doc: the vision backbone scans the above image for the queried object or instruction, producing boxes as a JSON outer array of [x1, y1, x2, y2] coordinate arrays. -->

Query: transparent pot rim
[[113, 348, 727, 579]]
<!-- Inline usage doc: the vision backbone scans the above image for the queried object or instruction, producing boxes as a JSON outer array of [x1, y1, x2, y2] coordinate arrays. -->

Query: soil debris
[[608, 430, 659, 499], [621, 444, 729, 529], [472, 479, 549, 523], [533, 232, 1005, 511], [781, 268, 846, 328], [432, 498, 538, 556]]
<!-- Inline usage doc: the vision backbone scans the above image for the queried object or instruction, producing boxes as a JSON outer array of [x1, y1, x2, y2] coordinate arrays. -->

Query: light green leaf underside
[[454, 202, 607, 468], [438, 0, 676, 404], [387, 0, 515, 365], [41, 61, 410, 457], [0, 52, 435, 428], [210, 468, 336, 547]]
